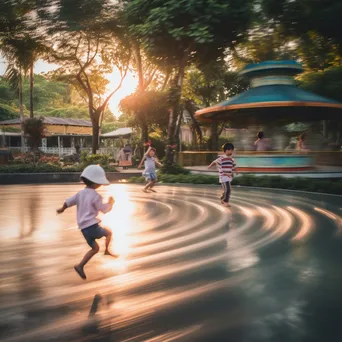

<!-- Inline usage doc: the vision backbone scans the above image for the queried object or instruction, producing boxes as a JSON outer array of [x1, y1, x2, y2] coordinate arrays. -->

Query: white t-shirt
[[65, 188, 112, 230], [142, 156, 156, 175]]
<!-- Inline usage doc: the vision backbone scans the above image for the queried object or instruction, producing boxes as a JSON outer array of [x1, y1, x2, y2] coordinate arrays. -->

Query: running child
[[138, 146, 163, 193], [208, 142, 239, 207], [57, 164, 118, 280]]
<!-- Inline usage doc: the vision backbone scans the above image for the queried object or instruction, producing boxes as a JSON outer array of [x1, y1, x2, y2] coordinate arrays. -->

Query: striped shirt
[[214, 155, 236, 183]]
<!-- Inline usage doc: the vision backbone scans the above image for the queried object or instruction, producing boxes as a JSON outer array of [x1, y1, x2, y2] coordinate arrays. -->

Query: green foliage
[[0, 163, 63, 173], [120, 90, 169, 132], [160, 163, 190, 175], [184, 64, 247, 107], [126, 0, 253, 66], [0, 103, 19, 121], [298, 67, 342, 102], [22, 75, 72, 111], [101, 122, 120, 134], [80, 152, 112, 168], [261, 0, 342, 49]]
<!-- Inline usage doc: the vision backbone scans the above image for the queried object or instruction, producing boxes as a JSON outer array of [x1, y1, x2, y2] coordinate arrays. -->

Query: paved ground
[[0, 184, 342, 341]]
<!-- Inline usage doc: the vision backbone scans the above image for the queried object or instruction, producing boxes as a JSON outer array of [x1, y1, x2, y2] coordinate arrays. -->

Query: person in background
[[297, 133, 309, 152], [138, 146, 163, 193], [123, 143, 132, 169], [254, 131, 269, 151], [117, 145, 127, 170]]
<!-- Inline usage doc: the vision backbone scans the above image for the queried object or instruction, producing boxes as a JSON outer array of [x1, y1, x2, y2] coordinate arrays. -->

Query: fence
[[8, 146, 120, 158]]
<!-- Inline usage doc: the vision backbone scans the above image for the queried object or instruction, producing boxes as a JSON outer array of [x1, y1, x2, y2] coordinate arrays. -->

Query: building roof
[[0, 132, 21, 136], [101, 127, 133, 137], [0, 117, 92, 127]]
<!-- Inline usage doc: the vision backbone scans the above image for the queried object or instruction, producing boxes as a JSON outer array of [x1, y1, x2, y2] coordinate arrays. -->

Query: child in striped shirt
[[208, 142, 238, 207]]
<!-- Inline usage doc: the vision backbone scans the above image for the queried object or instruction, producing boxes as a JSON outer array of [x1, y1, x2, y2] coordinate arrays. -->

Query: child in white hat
[[57, 164, 117, 280]]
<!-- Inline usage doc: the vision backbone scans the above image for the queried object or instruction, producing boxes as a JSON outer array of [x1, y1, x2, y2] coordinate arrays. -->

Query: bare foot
[[74, 265, 87, 280], [221, 200, 231, 208], [104, 250, 119, 258], [149, 189, 157, 193], [142, 189, 148, 193]]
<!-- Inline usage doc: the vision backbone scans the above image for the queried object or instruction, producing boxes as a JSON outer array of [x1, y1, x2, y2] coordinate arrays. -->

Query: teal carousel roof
[[195, 60, 342, 124]]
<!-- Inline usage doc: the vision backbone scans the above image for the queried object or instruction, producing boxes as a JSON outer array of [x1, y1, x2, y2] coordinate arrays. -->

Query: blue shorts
[[81, 224, 109, 248], [145, 172, 157, 181]]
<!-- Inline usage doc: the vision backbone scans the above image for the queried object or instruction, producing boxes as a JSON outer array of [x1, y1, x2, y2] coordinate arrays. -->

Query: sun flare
[[106, 69, 138, 117]]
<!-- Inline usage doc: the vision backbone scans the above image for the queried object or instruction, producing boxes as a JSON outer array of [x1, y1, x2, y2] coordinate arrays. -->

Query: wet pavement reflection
[[0, 184, 341, 341]]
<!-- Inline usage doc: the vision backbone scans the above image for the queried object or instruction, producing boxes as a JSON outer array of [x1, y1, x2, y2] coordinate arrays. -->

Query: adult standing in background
[[254, 131, 269, 151]]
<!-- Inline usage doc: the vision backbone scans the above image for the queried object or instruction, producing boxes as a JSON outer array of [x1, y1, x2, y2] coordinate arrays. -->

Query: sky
[[0, 57, 138, 117]]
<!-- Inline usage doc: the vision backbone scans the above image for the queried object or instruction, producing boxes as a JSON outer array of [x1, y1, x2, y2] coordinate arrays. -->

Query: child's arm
[[155, 158, 163, 167], [233, 159, 239, 175], [57, 202, 68, 214], [57, 194, 77, 214], [208, 161, 217, 169], [138, 156, 145, 169], [94, 195, 114, 214]]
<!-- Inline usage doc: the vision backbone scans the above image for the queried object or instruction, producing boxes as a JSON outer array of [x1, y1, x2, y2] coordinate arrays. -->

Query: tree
[[120, 90, 170, 136], [22, 117, 46, 152], [125, 0, 254, 164], [298, 67, 342, 143], [261, 0, 342, 52], [48, 0, 131, 153], [183, 62, 247, 150], [0, 0, 44, 150]]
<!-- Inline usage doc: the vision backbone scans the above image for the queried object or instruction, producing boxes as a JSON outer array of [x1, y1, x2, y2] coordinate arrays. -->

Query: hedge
[[128, 174, 342, 195], [0, 163, 117, 173]]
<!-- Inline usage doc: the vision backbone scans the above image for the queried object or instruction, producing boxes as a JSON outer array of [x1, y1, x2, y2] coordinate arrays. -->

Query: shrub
[[0, 163, 62, 173], [38, 155, 61, 166], [11, 153, 35, 164], [80, 152, 112, 168], [160, 163, 190, 175]]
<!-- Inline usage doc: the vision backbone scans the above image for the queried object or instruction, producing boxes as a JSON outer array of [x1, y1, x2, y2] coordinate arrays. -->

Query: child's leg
[[220, 182, 226, 201], [103, 229, 118, 257], [149, 180, 157, 191], [74, 242, 100, 279], [222, 181, 231, 206], [79, 242, 99, 268], [143, 180, 152, 192]]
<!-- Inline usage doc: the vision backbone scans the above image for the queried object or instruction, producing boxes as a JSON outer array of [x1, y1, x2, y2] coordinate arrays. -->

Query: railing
[[8, 146, 120, 157], [8, 146, 89, 156]]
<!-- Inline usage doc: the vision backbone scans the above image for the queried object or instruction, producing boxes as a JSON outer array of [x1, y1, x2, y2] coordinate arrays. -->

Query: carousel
[[194, 60, 342, 172]]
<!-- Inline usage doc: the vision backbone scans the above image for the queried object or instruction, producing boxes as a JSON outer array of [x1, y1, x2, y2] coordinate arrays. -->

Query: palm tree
[[2, 38, 29, 152]]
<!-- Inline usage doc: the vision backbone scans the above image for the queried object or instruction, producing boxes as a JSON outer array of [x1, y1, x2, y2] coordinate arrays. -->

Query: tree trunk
[[29, 63, 34, 118], [165, 51, 188, 164], [18, 71, 25, 152], [92, 123, 100, 155], [210, 121, 219, 151], [91, 108, 101, 154], [141, 121, 148, 143]]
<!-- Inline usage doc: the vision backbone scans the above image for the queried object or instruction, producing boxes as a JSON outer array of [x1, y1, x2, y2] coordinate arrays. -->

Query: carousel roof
[[195, 60, 342, 122]]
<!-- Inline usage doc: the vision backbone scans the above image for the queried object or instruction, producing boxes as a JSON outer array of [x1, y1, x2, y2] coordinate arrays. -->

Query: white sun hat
[[81, 165, 110, 185]]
